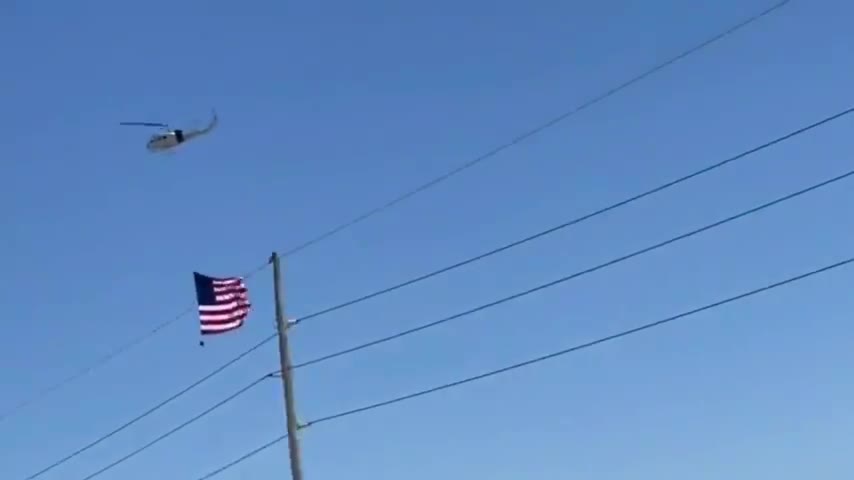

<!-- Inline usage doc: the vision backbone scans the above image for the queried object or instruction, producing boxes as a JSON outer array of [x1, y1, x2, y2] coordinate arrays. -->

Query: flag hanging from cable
[[193, 272, 251, 342]]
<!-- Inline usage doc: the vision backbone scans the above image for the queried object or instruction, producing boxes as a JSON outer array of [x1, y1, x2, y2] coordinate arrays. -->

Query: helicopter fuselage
[[122, 110, 216, 152], [146, 129, 185, 151]]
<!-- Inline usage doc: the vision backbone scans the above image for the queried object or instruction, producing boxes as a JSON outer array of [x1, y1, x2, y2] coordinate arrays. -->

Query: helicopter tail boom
[[183, 109, 218, 140]]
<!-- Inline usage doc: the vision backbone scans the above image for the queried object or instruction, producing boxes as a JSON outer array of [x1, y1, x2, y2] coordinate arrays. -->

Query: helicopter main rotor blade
[[119, 121, 169, 127]]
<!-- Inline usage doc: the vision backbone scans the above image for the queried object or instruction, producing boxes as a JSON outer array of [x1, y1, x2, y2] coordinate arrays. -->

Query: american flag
[[193, 272, 251, 336]]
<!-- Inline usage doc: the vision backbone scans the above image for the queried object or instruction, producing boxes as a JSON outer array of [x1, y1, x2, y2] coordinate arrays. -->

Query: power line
[[1, 0, 789, 423], [284, 103, 854, 327], [196, 434, 288, 480], [309, 261, 854, 427], [63, 163, 854, 480], [22, 102, 851, 480], [292, 165, 854, 370], [277, 0, 791, 259], [0, 307, 190, 425], [194, 251, 854, 479], [290, 104, 854, 332], [281, 105, 854, 336], [75, 372, 276, 480], [222, 103, 854, 349], [0, 261, 270, 427], [21, 339, 274, 480]]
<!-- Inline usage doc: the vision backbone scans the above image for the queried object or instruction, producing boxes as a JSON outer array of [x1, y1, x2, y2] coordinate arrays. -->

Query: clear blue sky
[[2, 0, 853, 478]]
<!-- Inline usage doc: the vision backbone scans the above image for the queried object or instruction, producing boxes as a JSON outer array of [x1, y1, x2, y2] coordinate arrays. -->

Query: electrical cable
[[72, 372, 276, 480], [194, 249, 853, 479], [0, 261, 269, 427], [292, 165, 854, 370], [0, 307, 191, 425], [280, 105, 854, 339], [21, 344, 274, 480], [277, 0, 792, 259], [290, 104, 854, 333], [195, 434, 288, 480], [69, 161, 854, 480], [21, 101, 851, 480], [0, 0, 789, 424]]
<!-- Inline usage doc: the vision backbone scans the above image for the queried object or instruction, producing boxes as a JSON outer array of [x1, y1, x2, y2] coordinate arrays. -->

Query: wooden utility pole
[[271, 251, 304, 480]]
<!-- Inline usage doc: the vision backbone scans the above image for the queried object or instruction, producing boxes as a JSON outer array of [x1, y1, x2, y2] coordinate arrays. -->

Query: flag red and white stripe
[[193, 272, 251, 335]]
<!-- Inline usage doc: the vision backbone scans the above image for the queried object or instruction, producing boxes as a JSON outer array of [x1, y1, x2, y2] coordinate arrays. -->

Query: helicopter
[[120, 110, 218, 152]]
